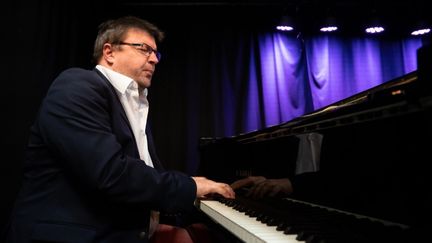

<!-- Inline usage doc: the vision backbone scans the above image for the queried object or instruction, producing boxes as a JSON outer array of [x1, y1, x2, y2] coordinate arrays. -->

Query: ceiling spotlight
[[365, 17, 385, 34], [364, 8, 385, 34], [320, 16, 338, 32], [411, 20, 430, 36], [412, 28, 431, 36], [365, 26, 385, 34], [276, 16, 295, 32]]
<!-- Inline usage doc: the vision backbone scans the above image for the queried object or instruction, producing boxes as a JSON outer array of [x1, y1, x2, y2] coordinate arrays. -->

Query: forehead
[[124, 28, 156, 45]]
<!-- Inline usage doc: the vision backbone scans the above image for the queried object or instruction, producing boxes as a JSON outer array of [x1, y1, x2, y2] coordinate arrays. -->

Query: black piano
[[195, 44, 432, 242]]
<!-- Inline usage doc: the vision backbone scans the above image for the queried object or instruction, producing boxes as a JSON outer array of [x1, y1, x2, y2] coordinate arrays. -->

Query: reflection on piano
[[196, 44, 432, 242]]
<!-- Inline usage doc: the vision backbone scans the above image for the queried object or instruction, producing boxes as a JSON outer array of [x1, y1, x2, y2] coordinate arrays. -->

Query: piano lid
[[219, 70, 425, 145]]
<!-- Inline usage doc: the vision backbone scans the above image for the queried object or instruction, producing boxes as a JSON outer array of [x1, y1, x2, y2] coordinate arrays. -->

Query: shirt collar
[[96, 65, 147, 97]]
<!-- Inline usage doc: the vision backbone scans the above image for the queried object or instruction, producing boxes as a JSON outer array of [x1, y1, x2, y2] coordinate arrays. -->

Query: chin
[[137, 79, 151, 88]]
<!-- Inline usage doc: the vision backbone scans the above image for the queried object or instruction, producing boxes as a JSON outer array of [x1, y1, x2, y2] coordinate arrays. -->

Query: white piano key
[[200, 200, 303, 243]]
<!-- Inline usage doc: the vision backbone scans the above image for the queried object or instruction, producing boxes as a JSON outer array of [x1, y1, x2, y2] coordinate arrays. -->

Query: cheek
[[123, 60, 142, 72], [128, 58, 146, 69]]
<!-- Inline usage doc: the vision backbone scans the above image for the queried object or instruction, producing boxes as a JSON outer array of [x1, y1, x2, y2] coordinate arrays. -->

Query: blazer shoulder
[[42, 68, 117, 109], [57, 67, 105, 83], [51, 67, 110, 91]]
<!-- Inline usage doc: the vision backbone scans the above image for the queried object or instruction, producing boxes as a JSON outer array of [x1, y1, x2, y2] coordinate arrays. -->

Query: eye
[[141, 45, 153, 54]]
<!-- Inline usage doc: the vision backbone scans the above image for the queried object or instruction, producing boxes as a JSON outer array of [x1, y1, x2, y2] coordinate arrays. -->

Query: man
[[5, 16, 234, 243]]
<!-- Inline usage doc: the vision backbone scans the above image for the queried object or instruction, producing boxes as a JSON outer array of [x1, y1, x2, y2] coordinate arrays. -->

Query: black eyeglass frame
[[116, 42, 161, 61]]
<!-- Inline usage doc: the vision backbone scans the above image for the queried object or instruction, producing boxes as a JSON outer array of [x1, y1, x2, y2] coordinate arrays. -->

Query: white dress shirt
[[96, 65, 153, 167], [96, 65, 158, 238]]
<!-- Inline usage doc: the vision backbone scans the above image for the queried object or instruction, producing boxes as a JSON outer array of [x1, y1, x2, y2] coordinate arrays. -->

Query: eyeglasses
[[117, 42, 162, 61]]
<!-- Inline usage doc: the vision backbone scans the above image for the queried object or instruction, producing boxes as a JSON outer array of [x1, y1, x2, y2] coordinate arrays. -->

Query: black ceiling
[[108, 0, 429, 36]]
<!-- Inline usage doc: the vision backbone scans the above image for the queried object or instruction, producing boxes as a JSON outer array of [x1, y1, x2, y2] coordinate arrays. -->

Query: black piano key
[[215, 195, 410, 243]]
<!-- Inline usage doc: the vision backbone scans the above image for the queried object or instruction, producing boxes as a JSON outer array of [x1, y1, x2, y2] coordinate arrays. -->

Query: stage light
[[411, 20, 430, 36], [365, 17, 385, 34], [276, 15, 295, 32], [320, 16, 338, 33], [364, 8, 385, 34]]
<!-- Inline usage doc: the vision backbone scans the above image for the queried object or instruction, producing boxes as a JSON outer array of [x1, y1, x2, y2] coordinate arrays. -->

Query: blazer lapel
[[93, 68, 132, 133]]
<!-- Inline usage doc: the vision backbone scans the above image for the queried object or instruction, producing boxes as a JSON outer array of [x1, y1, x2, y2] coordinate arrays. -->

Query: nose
[[147, 53, 159, 64], [148, 52, 159, 64]]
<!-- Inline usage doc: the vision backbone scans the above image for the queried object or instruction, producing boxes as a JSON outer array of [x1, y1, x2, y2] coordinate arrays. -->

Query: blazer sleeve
[[33, 68, 196, 213]]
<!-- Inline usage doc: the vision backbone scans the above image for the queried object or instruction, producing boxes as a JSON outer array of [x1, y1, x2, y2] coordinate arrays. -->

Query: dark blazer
[[5, 68, 196, 243]]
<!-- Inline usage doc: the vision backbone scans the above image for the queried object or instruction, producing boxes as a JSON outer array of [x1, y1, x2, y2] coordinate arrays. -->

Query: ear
[[102, 43, 116, 64]]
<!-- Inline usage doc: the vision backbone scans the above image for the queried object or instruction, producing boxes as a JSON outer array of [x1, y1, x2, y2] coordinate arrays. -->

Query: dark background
[[1, 0, 429, 234]]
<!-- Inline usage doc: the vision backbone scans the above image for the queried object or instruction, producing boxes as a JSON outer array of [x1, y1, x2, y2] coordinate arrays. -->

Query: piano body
[[196, 44, 432, 242]]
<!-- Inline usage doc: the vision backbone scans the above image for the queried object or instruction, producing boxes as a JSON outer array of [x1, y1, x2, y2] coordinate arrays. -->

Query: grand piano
[[195, 44, 432, 242]]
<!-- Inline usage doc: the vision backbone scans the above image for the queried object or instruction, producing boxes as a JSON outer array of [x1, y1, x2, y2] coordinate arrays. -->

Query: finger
[[219, 183, 235, 198]]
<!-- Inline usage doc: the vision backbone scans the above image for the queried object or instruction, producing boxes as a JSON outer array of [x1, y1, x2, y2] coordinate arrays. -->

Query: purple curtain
[[151, 30, 424, 174], [242, 33, 423, 133], [304, 35, 421, 110]]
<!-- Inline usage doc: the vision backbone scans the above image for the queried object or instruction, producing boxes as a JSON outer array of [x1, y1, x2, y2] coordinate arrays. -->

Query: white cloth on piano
[[295, 133, 323, 175]]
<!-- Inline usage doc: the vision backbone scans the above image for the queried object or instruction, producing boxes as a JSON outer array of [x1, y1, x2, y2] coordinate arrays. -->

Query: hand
[[192, 177, 235, 199]]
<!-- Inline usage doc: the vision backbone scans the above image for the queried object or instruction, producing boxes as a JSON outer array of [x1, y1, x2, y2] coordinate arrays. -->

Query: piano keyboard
[[199, 200, 303, 243], [198, 196, 411, 243]]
